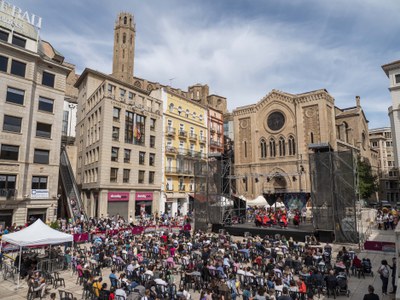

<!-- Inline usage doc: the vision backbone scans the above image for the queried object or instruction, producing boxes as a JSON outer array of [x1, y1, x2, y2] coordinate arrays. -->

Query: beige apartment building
[[74, 13, 163, 220], [233, 89, 376, 199], [150, 88, 208, 216], [369, 127, 399, 202], [0, 8, 73, 226]]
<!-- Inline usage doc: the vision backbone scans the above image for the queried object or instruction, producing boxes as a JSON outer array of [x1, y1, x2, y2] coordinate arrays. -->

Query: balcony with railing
[[0, 189, 17, 200], [166, 184, 174, 192], [210, 140, 223, 148], [178, 130, 187, 139], [166, 146, 177, 155], [166, 127, 176, 136], [165, 167, 193, 176], [178, 184, 186, 191], [188, 133, 197, 142], [199, 136, 206, 144], [178, 148, 186, 155]]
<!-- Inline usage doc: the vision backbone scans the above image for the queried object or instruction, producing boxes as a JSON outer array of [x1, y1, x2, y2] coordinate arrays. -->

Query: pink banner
[[135, 192, 153, 201], [131, 226, 144, 235], [108, 229, 119, 236], [364, 241, 395, 252], [73, 233, 89, 242], [108, 192, 130, 202]]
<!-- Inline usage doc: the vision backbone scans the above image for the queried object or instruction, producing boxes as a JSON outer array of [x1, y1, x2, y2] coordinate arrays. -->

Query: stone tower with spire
[[112, 12, 135, 82]]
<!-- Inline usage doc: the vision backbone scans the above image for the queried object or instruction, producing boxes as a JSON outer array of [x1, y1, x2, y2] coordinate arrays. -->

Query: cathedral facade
[[232, 89, 375, 199]]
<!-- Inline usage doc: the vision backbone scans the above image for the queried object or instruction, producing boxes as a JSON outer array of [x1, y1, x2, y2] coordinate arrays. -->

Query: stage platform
[[212, 222, 333, 242]]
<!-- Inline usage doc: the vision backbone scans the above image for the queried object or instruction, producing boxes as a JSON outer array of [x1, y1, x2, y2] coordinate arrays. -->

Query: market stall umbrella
[[1, 219, 73, 288]]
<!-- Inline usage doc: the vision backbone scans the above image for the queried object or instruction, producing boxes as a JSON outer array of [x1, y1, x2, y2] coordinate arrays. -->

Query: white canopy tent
[[1, 219, 73, 287], [246, 195, 269, 207]]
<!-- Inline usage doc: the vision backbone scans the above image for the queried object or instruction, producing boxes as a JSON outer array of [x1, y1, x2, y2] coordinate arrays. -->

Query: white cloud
[[17, 0, 400, 128]]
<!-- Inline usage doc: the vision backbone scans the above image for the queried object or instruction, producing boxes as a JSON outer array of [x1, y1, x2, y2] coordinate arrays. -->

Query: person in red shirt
[[280, 214, 288, 227], [352, 255, 362, 276], [160, 233, 168, 244]]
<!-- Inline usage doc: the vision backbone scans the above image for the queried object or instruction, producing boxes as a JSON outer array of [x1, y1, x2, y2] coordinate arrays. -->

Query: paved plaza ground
[[0, 226, 396, 300]]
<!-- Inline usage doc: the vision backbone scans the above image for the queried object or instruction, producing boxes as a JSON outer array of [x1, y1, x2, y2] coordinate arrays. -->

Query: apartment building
[[151, 88, 208, 216], [0, 6, 73, 226], [74, 13, 163, 220], [209, 107, 224, 154], [369, 127, 399, 202]]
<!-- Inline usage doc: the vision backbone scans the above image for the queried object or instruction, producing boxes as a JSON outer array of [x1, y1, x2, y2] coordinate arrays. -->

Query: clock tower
[[112, 12, 136, 83]]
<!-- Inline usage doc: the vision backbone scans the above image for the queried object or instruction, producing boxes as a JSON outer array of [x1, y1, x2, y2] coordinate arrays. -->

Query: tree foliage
[[357, 157, 378, 200]]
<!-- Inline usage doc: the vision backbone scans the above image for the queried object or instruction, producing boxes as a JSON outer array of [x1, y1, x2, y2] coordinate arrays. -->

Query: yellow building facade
[[151, 88, 208, 216]]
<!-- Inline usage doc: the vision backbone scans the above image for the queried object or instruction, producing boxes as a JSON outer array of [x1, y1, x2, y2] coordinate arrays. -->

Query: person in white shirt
[[115, 287, 127, 298], [154, 278, 168, 286]]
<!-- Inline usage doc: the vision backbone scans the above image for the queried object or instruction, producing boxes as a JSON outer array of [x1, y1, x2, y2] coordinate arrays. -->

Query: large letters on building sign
[[0, 1, 42, 29]]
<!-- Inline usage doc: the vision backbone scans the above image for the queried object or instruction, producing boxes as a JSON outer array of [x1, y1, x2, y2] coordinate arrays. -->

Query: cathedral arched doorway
[[272, 175, 287, 192]]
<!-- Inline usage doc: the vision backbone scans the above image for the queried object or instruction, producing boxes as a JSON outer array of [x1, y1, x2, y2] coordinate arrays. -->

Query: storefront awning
[[189, 193, 207, 203]]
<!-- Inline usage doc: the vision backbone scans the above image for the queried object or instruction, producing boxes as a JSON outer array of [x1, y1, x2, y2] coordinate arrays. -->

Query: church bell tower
[[112, 12, 135, 82]]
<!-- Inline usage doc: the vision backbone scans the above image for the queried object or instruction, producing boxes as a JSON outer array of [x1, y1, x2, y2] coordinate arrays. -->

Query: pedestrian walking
[[390, 257, 397, 294], [378, 260, 390, 295]]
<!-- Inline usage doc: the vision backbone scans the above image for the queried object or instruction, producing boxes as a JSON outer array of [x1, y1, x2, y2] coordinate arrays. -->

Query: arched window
[[134, 81, 141, 88], [130, 34, 133, 44], [124, 16, 127, 25], [116, 33, 119, 43], [123, 33, 126, 44], [169, 103, 174, 112], [269, 138, 276, 157], [344, 122, 349, 143], [244, 141, 248, 158], [260, 139, 267, 158], [279, 137, 286, 156], [288, 135, 296, 156]]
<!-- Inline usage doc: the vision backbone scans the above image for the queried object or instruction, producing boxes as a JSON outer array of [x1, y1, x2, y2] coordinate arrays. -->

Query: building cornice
[[74, 68, 150, 95], [382, 60, 400, 77], [233, 89, 335, 117]]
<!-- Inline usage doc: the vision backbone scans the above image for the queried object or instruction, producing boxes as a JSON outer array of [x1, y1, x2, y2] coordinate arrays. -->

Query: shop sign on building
[[135, 192, 153, 201], [31, 189, 49, 199], [108, 192, 130, 202]]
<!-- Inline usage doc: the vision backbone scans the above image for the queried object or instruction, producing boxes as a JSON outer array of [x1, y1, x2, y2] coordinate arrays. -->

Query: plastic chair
[[53, 272, 66, 288], [59, 290, 74, 300]]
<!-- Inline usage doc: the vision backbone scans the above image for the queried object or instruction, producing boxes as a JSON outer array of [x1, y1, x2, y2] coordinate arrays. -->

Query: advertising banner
[[135, 192, 153, 201], [108, 192, 129, 202]]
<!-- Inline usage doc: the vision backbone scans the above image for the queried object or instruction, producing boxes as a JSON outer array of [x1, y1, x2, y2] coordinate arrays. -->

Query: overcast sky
[[13, 0, 400, 128]]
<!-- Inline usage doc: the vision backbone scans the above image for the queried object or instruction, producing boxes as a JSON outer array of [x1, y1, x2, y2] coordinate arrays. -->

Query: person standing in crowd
[[277, 286, 292, 300], [363, 285, 380, 300], [390, 257, 397, 294], [378, 260, 390, 295]]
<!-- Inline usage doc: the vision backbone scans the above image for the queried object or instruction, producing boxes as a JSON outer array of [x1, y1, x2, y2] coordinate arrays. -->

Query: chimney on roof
[[355, 95, 361, 108]]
